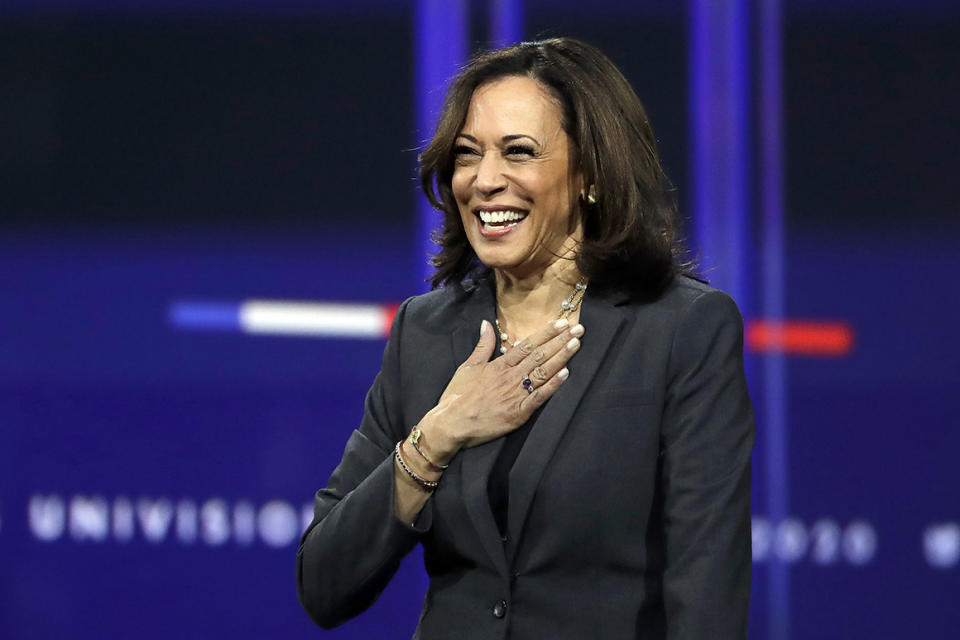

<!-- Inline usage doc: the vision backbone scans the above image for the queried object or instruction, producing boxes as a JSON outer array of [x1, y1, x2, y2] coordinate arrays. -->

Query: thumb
[[465, 319, 496, 365]]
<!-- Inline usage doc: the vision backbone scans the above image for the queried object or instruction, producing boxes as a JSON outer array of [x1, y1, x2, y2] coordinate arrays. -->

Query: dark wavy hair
[[419, 37, 693, 297]]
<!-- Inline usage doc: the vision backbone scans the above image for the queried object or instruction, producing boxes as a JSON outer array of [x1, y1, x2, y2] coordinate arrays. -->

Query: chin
[[473, 251, 521, 271], [476, 251, 547, 278], [469, 238, 535, 270]]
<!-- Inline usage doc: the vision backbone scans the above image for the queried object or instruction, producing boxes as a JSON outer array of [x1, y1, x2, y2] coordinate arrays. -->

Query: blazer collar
[[450, 274, 506, 574], [450, 274, 628, 574]]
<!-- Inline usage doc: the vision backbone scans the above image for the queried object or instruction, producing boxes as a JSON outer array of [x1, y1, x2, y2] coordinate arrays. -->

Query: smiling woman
[[297, 38, 754, 640], [452, 76, 582, 283], [421, 38, 686, 300]]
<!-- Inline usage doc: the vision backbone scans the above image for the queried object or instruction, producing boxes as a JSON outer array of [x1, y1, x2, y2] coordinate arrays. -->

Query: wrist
[[399, 439, 443, 482], [417, 412, 460, 466]]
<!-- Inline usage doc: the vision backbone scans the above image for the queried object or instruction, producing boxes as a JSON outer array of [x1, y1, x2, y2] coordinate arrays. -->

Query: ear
[[574, 169, 587, 202]]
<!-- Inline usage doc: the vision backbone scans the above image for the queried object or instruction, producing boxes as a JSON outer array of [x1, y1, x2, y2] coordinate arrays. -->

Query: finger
[[520, 366, 570, 415], [524, 330, 582, 386], [463, 319, 496, 367], [515, 321, 584, 378], [502, 318, 571, 367]]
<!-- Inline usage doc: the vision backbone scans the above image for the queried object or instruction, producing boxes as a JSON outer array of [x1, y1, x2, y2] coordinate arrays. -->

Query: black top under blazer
[[297, 273, 755, 639]]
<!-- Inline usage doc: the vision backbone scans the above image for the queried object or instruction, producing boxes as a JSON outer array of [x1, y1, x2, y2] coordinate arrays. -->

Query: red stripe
[[381, 303, 401, 336], [746, 320, 854, 356]]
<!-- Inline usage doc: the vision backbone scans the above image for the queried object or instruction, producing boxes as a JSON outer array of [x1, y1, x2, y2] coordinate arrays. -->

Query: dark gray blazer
[[297, 274, 754, 639]]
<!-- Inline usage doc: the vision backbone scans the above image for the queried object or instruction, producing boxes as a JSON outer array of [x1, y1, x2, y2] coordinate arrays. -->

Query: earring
[[586, 184, 597, 205]]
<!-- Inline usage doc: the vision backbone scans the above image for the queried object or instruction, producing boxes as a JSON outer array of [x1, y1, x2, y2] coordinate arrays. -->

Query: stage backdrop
[[2, 2, 958, 638]]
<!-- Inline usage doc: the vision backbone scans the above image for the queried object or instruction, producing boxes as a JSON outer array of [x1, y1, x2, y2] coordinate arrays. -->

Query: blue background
[[2, 1, 958, 638]]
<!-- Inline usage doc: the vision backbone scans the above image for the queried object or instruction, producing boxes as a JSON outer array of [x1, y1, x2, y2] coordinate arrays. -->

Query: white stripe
[[239, 300, 387, 338]]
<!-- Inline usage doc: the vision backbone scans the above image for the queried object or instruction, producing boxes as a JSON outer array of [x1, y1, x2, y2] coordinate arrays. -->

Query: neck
[[494, 255, 584, 335]]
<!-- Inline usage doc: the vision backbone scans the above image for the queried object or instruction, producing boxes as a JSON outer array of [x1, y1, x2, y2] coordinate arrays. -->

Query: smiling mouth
[[474, 209, 529, 233]]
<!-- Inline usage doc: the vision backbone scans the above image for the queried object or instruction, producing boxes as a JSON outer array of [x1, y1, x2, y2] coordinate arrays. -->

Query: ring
[[521, 375, 535, 394]]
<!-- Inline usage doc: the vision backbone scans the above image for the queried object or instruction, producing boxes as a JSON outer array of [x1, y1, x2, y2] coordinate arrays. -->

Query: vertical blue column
[[759, 0, 790, 638], [488, 0, 524, 48], [689, 0, 749, 308], [691, 0, 790, 637], [415, 0, 469, 291], [691, 1, 793, 637]]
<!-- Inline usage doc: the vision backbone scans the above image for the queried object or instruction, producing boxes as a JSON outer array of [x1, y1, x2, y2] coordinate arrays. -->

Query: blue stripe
[[489, 0, 524, 48], [759, 0, 791, 637], [415, 0, 469, 293], [689, 0, 750, 309], [690, 2, 791, 637], [168, 301, 242, 331]]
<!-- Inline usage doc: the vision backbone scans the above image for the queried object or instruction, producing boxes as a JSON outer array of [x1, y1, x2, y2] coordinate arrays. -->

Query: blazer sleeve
[[296, 297, 433, 629], [660, 290, 754, 639]]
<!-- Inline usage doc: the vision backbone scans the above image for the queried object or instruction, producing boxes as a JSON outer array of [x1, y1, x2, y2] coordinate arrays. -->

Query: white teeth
[[478, 210, 527, 223]]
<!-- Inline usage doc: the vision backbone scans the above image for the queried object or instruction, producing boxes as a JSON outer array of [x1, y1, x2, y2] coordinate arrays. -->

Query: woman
[[298, 38, 753, 639]]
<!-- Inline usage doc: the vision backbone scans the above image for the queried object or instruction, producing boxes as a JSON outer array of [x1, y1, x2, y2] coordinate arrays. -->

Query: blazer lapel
[[506, 288, 628, 557], [449, 276, 510, 576]]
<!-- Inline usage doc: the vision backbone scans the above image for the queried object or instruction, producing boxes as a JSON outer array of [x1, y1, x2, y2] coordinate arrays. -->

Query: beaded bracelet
[[395, 441, 440, 492]]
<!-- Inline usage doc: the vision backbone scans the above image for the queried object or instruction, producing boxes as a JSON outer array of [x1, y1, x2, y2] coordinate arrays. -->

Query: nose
[[474, 150, 507, 197]]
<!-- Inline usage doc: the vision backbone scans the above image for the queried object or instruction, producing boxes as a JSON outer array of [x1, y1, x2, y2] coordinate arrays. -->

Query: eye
[[505, 144, 535, 158], [454, 145, 480, 157], [453, 145, 481, 165]]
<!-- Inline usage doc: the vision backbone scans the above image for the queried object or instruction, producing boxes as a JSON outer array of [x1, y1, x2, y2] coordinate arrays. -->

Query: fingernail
[[480, 319, 488, 336], [558, 367, 569, 381], [570, 324, 584, 337], [554, 318, 569, 330], [566, 338, 580, 351]]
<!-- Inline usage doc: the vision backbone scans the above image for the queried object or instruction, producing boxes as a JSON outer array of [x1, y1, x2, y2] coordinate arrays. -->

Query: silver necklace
[[495, 278, 587, 355]]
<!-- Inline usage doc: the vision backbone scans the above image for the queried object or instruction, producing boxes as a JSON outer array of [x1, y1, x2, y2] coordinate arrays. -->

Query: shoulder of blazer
[[619, 274, 729, 318], [401, 274, 493, 332]]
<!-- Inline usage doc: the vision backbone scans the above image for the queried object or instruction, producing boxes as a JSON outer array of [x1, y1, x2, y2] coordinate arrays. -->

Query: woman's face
[[451, 76, 582, 279]]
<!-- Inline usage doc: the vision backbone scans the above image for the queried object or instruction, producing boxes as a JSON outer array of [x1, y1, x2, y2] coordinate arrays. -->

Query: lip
[[475, 212, 526, 238], [472, 204, 529, 215], [471, 204, 530, 238]]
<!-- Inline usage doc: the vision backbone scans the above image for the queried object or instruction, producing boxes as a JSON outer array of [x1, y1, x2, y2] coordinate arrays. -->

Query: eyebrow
[[456, 133, 542, 146]]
